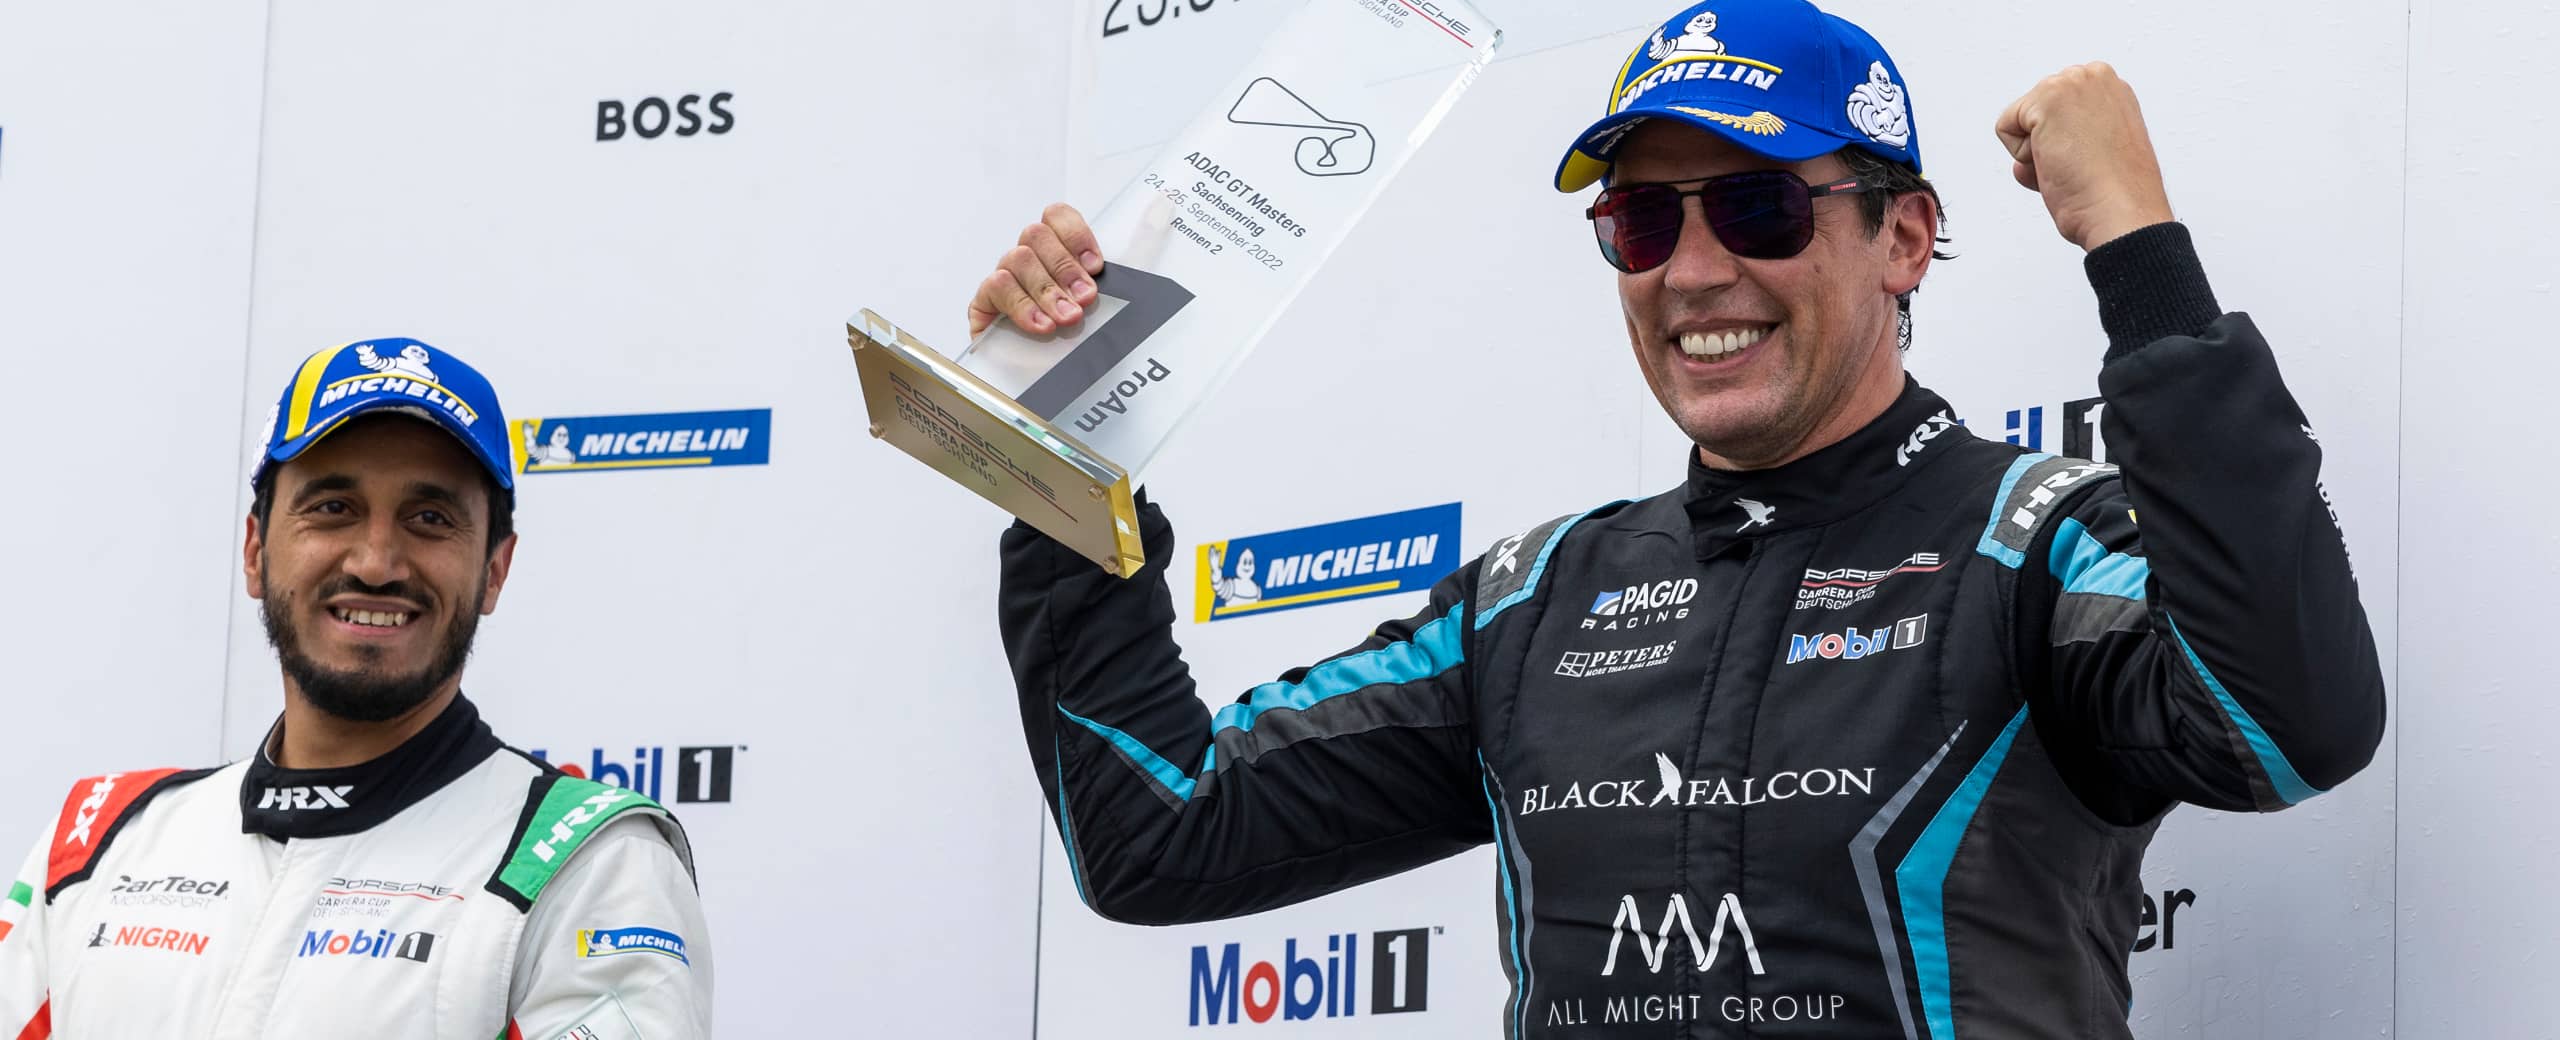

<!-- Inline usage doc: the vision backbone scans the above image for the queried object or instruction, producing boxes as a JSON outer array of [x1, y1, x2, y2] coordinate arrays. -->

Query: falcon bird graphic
[[1651, 753, 1685, 807], [1736, 498, 1778, 531]]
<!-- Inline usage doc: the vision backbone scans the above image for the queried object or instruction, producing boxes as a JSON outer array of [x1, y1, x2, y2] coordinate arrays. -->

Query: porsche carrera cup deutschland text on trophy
[[847, 0, 1502, 577]]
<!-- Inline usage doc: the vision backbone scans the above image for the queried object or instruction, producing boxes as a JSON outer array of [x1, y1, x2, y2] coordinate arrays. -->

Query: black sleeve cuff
[[2084, 221, 2222, 363]]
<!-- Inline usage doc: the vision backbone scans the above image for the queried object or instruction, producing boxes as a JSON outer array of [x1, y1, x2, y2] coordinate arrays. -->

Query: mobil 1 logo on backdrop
[[1991, 396, 2110, 462], [1189, 926, 1435, 1026], [597, 93, 736, 141], [528, 744, 743, 803]]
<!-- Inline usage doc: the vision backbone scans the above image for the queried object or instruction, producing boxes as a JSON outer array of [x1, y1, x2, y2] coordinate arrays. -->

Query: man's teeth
[[333, 608, 411, 629], [1680, 327, 1771, 359]]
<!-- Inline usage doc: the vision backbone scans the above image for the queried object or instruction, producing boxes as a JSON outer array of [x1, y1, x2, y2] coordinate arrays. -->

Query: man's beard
[[262, 575, 483, 724]]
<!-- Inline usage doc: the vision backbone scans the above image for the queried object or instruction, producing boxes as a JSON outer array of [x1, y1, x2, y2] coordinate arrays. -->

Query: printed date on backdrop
[[1104, 0, 1236, 37]]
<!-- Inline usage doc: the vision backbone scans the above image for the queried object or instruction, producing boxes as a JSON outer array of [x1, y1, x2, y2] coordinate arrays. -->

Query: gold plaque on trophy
[[847, 309, 1145, 577]]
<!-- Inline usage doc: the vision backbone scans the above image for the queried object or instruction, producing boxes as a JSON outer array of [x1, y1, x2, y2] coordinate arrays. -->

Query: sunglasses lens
[[1590, 173, 1824, 270], [1592, 186, 1684, 273], [1700, 172, 1814, 259]]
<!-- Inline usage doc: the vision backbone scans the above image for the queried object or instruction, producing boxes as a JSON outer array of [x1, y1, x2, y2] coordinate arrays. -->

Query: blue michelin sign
[[510, 408, 771, 475], [1194, 503, 1462, 623]]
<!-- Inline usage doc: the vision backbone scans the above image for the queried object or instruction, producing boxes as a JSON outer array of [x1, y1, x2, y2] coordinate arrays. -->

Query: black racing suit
[[998, 224, 2385, 1038]]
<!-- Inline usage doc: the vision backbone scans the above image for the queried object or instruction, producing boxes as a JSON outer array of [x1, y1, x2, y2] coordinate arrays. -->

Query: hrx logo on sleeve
[[531, 788, 633, 864], [68, 775, 119, 845]]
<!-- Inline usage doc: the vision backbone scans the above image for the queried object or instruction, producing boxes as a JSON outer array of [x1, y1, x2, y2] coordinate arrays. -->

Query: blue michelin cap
[[1554, 0, 1920, 192], [252, 338, 514, 491]]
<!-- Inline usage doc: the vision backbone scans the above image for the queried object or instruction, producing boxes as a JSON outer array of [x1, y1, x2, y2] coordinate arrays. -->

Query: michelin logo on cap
[[1614, 11, 1785, 116], [1555, 0, 1923, 193], [353, 342, 438, 383], [512, 409, 772, 475], [312, 347, 480, 427], [1649, 10, 1725, 59], [1845, 61, 1908, 148], [255, 338, 515, 490]]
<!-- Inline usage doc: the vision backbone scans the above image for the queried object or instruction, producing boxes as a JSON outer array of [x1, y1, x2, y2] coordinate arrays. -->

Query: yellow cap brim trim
[[281, 344, 351, 440], [1556, 150, 1612, 193]]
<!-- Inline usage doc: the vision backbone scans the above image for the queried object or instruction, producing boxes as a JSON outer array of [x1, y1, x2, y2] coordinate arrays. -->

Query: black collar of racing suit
[[1681, 376, 1974, 560], [239, 693, 504, 840]]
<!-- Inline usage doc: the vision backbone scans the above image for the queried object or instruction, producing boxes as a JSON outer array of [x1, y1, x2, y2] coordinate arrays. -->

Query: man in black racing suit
[[973, 2, 2385, 1036]]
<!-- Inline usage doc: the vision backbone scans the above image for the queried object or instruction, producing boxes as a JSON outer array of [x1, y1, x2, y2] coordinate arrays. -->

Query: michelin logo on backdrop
[[511, 408, 771, 474], [1196, 504, 1461, 622]]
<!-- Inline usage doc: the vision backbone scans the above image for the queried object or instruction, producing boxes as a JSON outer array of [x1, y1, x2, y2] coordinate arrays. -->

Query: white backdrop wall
[[2396, 0, 2560, 1035], [1, 0, 2539, 1034], [0, 1, 268, 838]]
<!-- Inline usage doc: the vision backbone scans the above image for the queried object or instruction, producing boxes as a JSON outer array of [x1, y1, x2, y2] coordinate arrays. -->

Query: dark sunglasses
[[1586, 170, 1888, 271]]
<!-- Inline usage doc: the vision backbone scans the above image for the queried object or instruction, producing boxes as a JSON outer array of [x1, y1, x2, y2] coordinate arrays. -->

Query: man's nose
[[341, 515, 414, 587], [1661, 199, 1743, 296]]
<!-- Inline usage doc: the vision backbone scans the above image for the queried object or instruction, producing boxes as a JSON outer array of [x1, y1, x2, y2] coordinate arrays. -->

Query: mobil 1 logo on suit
[[1784, 616, 1927, 664], [298, 927, 438, 964]]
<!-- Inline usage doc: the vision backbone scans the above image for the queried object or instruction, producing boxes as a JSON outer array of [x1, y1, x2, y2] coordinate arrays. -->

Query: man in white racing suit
[[0, 339, 713, 1039]]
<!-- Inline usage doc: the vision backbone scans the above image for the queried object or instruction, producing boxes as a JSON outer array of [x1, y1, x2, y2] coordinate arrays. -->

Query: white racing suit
[[0, 695, 711, 1039]]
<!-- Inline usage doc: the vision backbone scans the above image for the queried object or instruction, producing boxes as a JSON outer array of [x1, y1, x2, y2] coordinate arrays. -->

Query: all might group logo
[[1196, 504, 1460, 623]]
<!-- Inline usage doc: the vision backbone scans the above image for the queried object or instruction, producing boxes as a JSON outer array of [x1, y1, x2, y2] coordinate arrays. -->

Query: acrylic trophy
[[849, 0, 1500, 576]]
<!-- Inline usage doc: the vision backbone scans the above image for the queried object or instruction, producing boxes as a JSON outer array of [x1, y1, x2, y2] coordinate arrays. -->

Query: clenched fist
[[1994, 63, 2176, 252]]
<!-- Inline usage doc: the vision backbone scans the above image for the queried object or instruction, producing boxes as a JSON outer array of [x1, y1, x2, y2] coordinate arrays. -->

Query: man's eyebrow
[[406, 480, 474, 519], [286, 473, 360, 507]]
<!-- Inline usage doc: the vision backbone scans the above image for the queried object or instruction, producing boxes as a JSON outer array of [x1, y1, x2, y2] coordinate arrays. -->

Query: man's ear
[[1882, 191, 1939, 297], [478, 533, 519, 615], [244, 512, 267, 600]]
